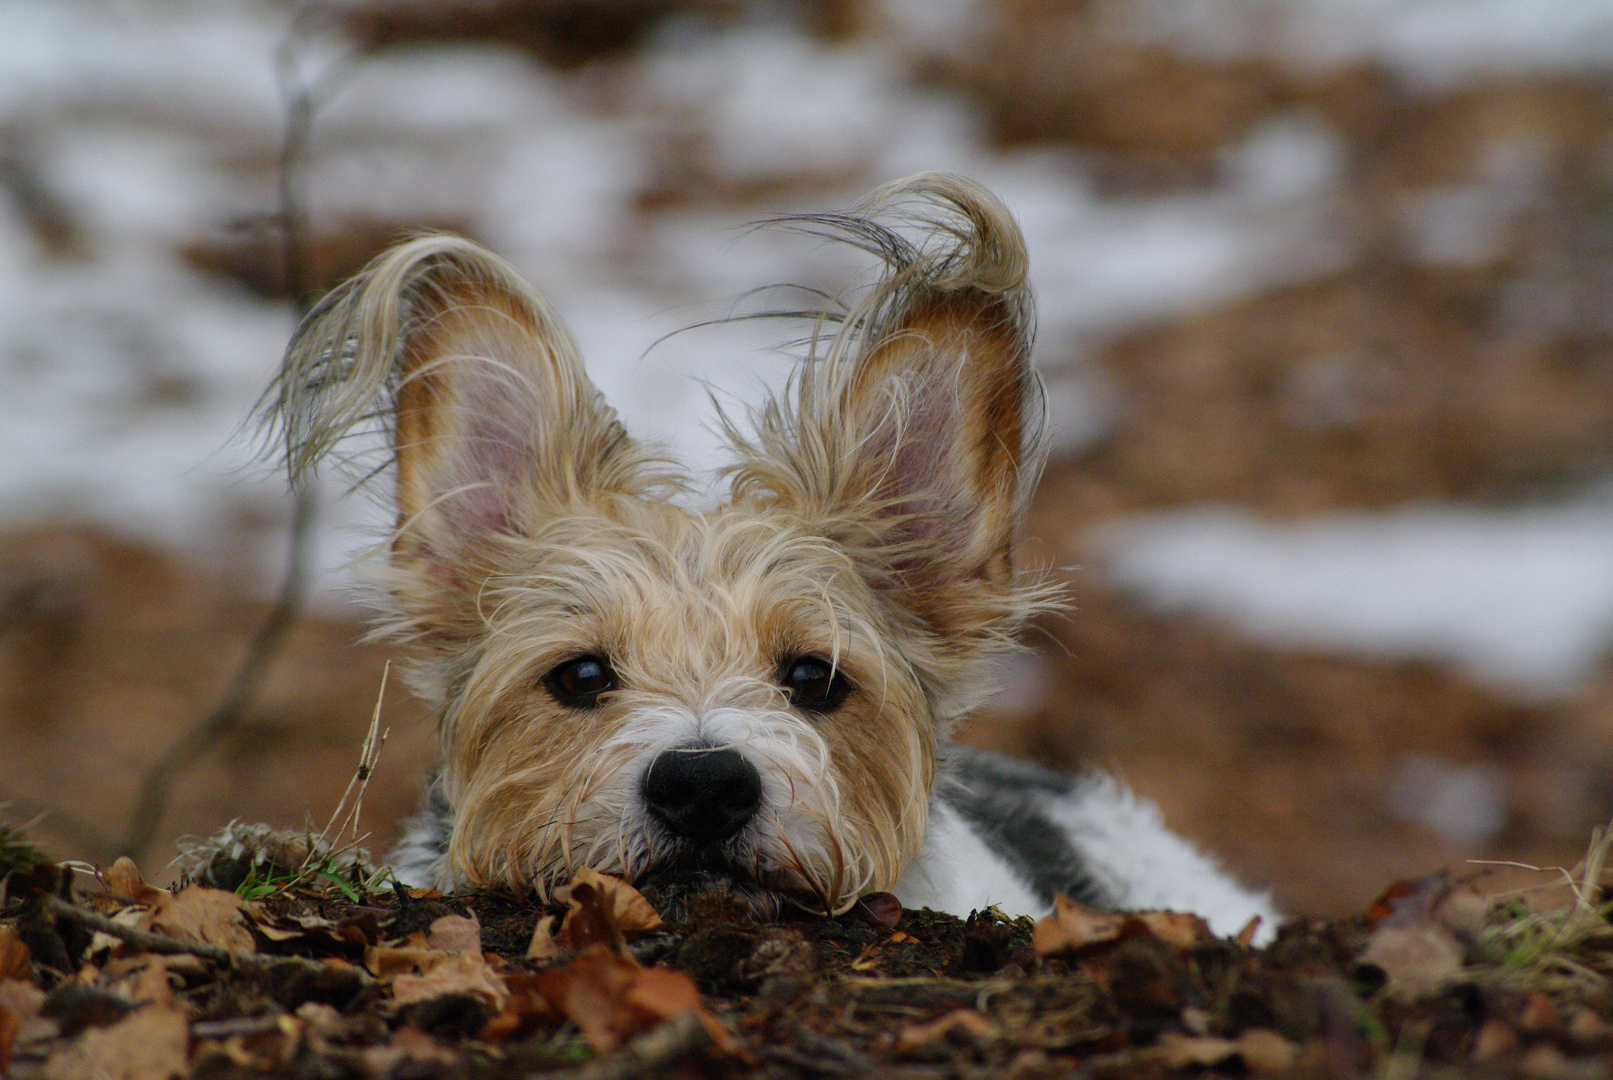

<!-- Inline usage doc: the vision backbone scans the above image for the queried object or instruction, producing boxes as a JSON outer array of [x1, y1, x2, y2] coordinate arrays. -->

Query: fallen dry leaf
[[562, 868, 664, 934], [102, 857, 169, 906], [193, 1016, 301, 1072], [1155, 1032, 1240, 1068], [619, 960, 739, 1056], [1033, 895, 1126, 956], [622, 965, 703, 1023], [1473, 1019, 1519, 1062], [525, 944, 735, 1055], [0, 978, 48, 1073], [897, 1009, 996, 1052], [0, 1006, 18, 1074], [1519, 991, 1561, 1035], [1133, 911, 1211, 949], [480, 969, 562, 1043], [528, 868, 664, 960], [84, 907, 154, 966], [1235, 915, 1263, 948], [526, 914, 566, 962], [391, 951, 509, 1010], [1359, 922, 1464, 998], [361, 1025, 460, 1073], [0, 927, 30, 982], [1157, 1029, 1300, 1074], [1236, 1028, 1298, 1073], [247, 907, 381, 951], [1036, 896, 1217, 957], [546, 945, 643, 1052], [1567, 1008, 1613, 1049], [43, 1002, 189, 1080], [426, 912, 482, 955], [366, 944, 448, 979], [0, 978, 47, 1039], [1520, 1044, 1572, 1078], [108, 956, 179, 1010], [148, 885, 256, 955], [849, 930, 916, 972]]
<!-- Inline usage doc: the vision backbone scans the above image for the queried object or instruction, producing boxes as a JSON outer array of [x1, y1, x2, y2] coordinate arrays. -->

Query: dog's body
[[270, 174, 1274, 936], [392, 745, 1272, 934]]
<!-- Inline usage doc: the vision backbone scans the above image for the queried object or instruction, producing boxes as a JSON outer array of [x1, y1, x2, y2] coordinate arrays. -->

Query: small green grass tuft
[[0, 817, 49, 879], [1470, 816, 1613, 993]]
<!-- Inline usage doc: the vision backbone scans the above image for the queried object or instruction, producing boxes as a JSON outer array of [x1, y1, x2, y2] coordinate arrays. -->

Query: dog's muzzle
[[642, 745, 762, 843]]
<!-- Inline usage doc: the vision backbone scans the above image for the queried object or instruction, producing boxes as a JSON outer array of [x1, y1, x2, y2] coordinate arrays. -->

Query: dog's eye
[[780, 655, 851, 713], [543, 655, 616, 708]]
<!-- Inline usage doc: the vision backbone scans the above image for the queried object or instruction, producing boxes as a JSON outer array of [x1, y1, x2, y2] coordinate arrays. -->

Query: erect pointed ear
[[269, 234, 672, 635], [728, 175, 1052, 651]]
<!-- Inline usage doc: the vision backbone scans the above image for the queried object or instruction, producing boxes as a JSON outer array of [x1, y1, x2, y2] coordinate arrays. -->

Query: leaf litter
[[8, 829, 1613, 1077]]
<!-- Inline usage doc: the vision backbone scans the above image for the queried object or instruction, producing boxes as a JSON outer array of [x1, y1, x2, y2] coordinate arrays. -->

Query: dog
[[266, 173, 1276, 937]]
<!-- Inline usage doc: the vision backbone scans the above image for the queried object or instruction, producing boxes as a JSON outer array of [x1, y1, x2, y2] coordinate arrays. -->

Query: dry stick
[[44, 895, 236, 964], [117, 18, 334, 862], [41, 895, 334, 979], [542, 1012, 712, 1080], [118, 489, 315, 861]]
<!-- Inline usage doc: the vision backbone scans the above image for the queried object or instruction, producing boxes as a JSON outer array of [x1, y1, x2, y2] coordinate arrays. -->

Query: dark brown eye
[[543, 655, 616, 708], [780, 655, 851, 713]]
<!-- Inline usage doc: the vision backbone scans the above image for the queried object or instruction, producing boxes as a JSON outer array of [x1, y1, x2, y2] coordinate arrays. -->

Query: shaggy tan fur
[[266, 173, 1061, 913]]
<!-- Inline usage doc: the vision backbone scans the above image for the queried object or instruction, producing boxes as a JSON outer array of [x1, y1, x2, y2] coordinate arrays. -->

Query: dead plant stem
[[116, 12, 342, 861]]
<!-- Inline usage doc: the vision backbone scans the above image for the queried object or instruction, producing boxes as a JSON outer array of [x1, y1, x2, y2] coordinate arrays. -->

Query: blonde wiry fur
[[262, 174, 1269, 929]]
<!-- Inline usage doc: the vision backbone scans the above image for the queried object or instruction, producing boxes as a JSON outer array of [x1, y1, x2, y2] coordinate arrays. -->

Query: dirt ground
[[4, 841, 1613, 1078]]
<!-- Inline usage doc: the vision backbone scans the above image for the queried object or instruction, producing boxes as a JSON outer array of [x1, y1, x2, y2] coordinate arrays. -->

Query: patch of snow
[[1386, 754, 1507, 846], [1398, 185, 1514, 268], [1093, 500, 1613, 699], [1222, 113, 1346, 204], [5, 0, 1611, 629], [1123, 0, 1613, 90]]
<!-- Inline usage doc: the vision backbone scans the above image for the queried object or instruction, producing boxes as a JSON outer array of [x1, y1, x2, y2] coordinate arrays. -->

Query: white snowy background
[[4, 0, 1613, 709]]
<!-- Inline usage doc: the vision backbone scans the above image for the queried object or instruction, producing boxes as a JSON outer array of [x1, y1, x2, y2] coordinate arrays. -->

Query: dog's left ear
[[730, 175, 1050, 658]]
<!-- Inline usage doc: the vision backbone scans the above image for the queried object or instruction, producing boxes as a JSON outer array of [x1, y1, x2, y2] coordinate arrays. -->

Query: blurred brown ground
[[6, 0, 1613, 918]]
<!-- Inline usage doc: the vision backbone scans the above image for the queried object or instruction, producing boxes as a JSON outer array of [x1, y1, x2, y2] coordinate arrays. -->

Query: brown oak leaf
[[527, 868, 664, 960], [148, 885, 256, 955], [0, 927, 30, 982]]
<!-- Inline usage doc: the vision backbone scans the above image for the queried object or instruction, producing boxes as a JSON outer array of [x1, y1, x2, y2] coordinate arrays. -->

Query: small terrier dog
[[268, 174, 1275, 936]]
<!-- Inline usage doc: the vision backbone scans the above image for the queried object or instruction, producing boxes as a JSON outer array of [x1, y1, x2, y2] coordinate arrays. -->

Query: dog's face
[[433, 502, 936, 914], [273, 175, 1053, 913]]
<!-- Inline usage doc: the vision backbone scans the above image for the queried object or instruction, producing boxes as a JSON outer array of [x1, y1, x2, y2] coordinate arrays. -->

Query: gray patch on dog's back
[[937, 745, 1108, 908], [387, 774, 452, 888]]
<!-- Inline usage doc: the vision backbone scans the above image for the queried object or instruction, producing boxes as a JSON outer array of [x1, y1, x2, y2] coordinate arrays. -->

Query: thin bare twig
[[117, 14, 349, 861], [42, 894, 290, 978], [119, 486, 315, 860], [44, 893, 237, 964], [43, 894, 342, 980]]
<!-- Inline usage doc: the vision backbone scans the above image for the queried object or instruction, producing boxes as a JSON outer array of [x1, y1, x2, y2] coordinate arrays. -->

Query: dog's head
[[269, 174, 1056, 914]]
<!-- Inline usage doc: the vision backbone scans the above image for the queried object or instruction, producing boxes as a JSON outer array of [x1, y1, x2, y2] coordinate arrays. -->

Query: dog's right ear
[[268, 235, 670, 638]]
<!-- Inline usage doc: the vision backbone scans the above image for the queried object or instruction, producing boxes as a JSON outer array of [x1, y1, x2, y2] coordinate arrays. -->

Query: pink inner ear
[[865, 373, 982, 579], [418, 351, 544, 548]]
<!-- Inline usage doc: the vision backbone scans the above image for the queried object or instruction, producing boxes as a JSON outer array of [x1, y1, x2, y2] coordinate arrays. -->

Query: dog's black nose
[[643, 747, 762, 843]]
